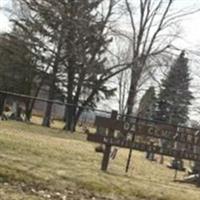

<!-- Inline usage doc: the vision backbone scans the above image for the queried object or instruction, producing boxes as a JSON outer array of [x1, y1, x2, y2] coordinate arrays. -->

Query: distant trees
[[0, 0, 197, 133], [156, 51, 193, 125], [137, 86, 157, 120], [0, 31, 39, 117], [121, 0, 194, 116], [10, 0, 131, 131]]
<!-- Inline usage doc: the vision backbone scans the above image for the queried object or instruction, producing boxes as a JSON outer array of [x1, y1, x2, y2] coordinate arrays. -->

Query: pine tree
[[137, 86, 157, 160], [12, 0, 116, 130], [138, 86, 157, 120], [156, 51, 193, 167], [156, 51, 193, 125]]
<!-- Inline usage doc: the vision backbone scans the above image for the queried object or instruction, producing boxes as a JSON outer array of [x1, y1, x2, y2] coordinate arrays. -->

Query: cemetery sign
[[87, 111, 200, 171]]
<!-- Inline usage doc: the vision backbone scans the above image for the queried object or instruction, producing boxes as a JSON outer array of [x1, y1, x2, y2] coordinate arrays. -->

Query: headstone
[[146, 140, 155, 161], [95, 125, 107, 153], [168, 129, 185, 171]]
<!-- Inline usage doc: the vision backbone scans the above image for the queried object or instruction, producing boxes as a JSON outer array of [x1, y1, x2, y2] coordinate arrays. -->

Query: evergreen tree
[[12, 0, 117, 130], [137, 86, 157, 120], [156, 51, 193, 125], [0, 32, 39, 117], [138, 86, 157, 160]]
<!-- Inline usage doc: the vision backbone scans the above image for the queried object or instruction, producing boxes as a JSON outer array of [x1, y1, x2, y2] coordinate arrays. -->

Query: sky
[[175, 0, 200, 47], [0, 0, 11, 32], [109, 0, 200, 121], [1, 0, 200, 121]]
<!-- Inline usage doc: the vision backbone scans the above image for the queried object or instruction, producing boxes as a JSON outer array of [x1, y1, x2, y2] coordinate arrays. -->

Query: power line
[[0, 90, 199, 131]]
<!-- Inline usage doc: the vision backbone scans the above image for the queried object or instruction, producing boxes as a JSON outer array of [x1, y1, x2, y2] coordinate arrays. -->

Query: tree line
[[0, 0, 196, 131]]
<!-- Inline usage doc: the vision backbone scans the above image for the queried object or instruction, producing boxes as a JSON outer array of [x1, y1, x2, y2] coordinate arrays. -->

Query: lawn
[[0, 120, 200, 200]]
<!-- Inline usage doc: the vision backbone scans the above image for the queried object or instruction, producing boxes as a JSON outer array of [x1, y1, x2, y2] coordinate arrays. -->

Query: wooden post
[[101, 110, 117, 171]]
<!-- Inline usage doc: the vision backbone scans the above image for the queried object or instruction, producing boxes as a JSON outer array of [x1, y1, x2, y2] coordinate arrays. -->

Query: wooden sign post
[[101, 110, 117, 171]]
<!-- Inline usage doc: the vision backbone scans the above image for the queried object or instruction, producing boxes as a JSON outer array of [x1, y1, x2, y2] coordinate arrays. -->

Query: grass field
[[0, 121, 200, 200]]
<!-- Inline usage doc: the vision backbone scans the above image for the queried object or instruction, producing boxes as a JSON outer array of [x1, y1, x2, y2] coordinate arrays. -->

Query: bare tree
[[112, 41, 132, 116], [118, 69, 130, 116], [11, 0, 137, 130], [122, 0, 199, 116]]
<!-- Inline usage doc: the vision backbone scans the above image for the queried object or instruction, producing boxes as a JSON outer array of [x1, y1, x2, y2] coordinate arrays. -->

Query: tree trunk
[[42, 86, 55, 127], [25, 80, 45, 121], [0, 93, 6, 115], [25, 97, 40, 121], [64, 104, 76, 132], [64, 105, 76, 131], [42, 25, 64, 127], [64, 75, 74, 131], [126, 66, 140, 116], [73, 107, 83, 131], [64, 105, 84, 132], [42, 103, 53, 127], [64, 0, 77, 132], [42, 63, 59, 127], [126, 80, 137, 116], [25, 99, 32, 121]]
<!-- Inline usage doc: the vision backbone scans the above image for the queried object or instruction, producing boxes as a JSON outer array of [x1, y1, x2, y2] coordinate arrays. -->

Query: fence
[[0, 90, 112, 132], [1, 90, 200, 176]]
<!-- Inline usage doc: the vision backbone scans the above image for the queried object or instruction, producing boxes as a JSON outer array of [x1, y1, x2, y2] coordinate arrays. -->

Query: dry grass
[[31, 115, 91, 133], [0, 120, 200, 200], [0, 184, 41, 200], [31, 115, 65, 130]]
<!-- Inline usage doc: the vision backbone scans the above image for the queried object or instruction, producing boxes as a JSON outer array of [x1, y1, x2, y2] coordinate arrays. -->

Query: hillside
[[0, 121, 200, 200]]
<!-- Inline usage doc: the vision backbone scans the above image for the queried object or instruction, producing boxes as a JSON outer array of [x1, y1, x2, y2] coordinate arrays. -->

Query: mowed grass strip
[[0, 121, 200, 200]]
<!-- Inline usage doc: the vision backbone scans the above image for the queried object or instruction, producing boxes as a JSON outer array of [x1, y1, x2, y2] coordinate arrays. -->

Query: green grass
[[0, 120, 200, 200]]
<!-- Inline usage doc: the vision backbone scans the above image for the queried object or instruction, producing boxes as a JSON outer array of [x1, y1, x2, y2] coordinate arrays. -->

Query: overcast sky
[[174, 0, 200, 47], [1, 0, 200, 44], [0, 0, 11, 32]]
